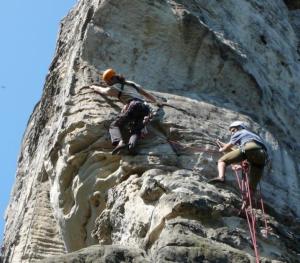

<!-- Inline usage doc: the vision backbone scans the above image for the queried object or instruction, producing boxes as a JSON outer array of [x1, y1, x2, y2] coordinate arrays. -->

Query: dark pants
[[109, 100, 150, 146]]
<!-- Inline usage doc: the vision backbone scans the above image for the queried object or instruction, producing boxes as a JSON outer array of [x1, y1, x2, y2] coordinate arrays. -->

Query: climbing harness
[[233, 160, 269, 263]]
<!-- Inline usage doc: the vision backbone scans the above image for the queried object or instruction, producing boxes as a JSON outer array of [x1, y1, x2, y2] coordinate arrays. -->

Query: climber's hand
[[143, 116, 150, 125], [231, 164, 242, 171], [216, 139, 225, 148], [121, 104, 129, 113], [90, 85, 100, 92]]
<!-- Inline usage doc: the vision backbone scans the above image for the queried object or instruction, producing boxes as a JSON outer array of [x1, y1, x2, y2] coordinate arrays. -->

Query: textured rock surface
[[2, 0, 300, 262], [42, 245, 151, 263]]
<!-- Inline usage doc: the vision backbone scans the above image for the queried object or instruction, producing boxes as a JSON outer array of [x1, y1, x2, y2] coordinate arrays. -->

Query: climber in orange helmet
[[90, 68, 161, 154]]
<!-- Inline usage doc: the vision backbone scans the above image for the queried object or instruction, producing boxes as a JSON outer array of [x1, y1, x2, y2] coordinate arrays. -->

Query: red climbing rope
[[257, 183, 269, 238], [233, 160, 264, 263], [166, 138, 220, 154], [243, 163, 260, 263]]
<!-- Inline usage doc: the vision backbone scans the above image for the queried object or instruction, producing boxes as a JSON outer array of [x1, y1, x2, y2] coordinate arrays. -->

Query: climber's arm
[[219, 142, 235, 153], [90, 85, 119, 97], [137, 86, 162, 105]]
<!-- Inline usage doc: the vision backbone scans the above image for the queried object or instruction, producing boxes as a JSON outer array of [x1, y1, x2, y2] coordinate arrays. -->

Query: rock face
[[2, 0, 300, 262]]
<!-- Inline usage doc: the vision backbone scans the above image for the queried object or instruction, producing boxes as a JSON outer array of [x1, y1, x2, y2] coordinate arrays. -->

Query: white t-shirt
[[112, 81, 144, 104]]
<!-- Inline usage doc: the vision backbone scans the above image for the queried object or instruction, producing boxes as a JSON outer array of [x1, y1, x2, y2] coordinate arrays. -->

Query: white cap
[[229, 121, 246, 130]]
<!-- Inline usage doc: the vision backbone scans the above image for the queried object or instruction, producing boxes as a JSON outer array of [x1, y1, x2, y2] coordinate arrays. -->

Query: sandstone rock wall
[[2, 0, 300, 262]]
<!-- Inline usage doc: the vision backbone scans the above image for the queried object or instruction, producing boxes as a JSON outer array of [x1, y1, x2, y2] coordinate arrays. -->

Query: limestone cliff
[[2, 0, 300, 262]]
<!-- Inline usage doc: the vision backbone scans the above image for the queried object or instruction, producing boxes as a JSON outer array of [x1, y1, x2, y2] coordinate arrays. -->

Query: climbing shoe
[[208, 177, 225, 184], [112, 143, 128, 155]]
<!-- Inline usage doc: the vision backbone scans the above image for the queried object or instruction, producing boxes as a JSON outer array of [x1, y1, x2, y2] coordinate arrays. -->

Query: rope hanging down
[[233, 160, 269, 263]]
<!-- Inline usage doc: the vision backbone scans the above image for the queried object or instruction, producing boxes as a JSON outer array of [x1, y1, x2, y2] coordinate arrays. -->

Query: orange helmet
[[102, 68, 116, 82]]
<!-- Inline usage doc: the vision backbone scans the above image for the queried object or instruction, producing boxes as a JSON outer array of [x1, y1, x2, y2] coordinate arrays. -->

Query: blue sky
[[0, 0, 77, 242]]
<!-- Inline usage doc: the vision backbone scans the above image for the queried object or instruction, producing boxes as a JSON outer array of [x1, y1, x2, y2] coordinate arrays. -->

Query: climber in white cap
[[209, 121, 268, 192]]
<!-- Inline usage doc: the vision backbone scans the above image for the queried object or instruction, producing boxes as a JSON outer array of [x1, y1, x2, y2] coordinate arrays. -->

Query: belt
[[244, 141, 262, 148], [242, 141, 268, 156], [127, 98, 144, 103]]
